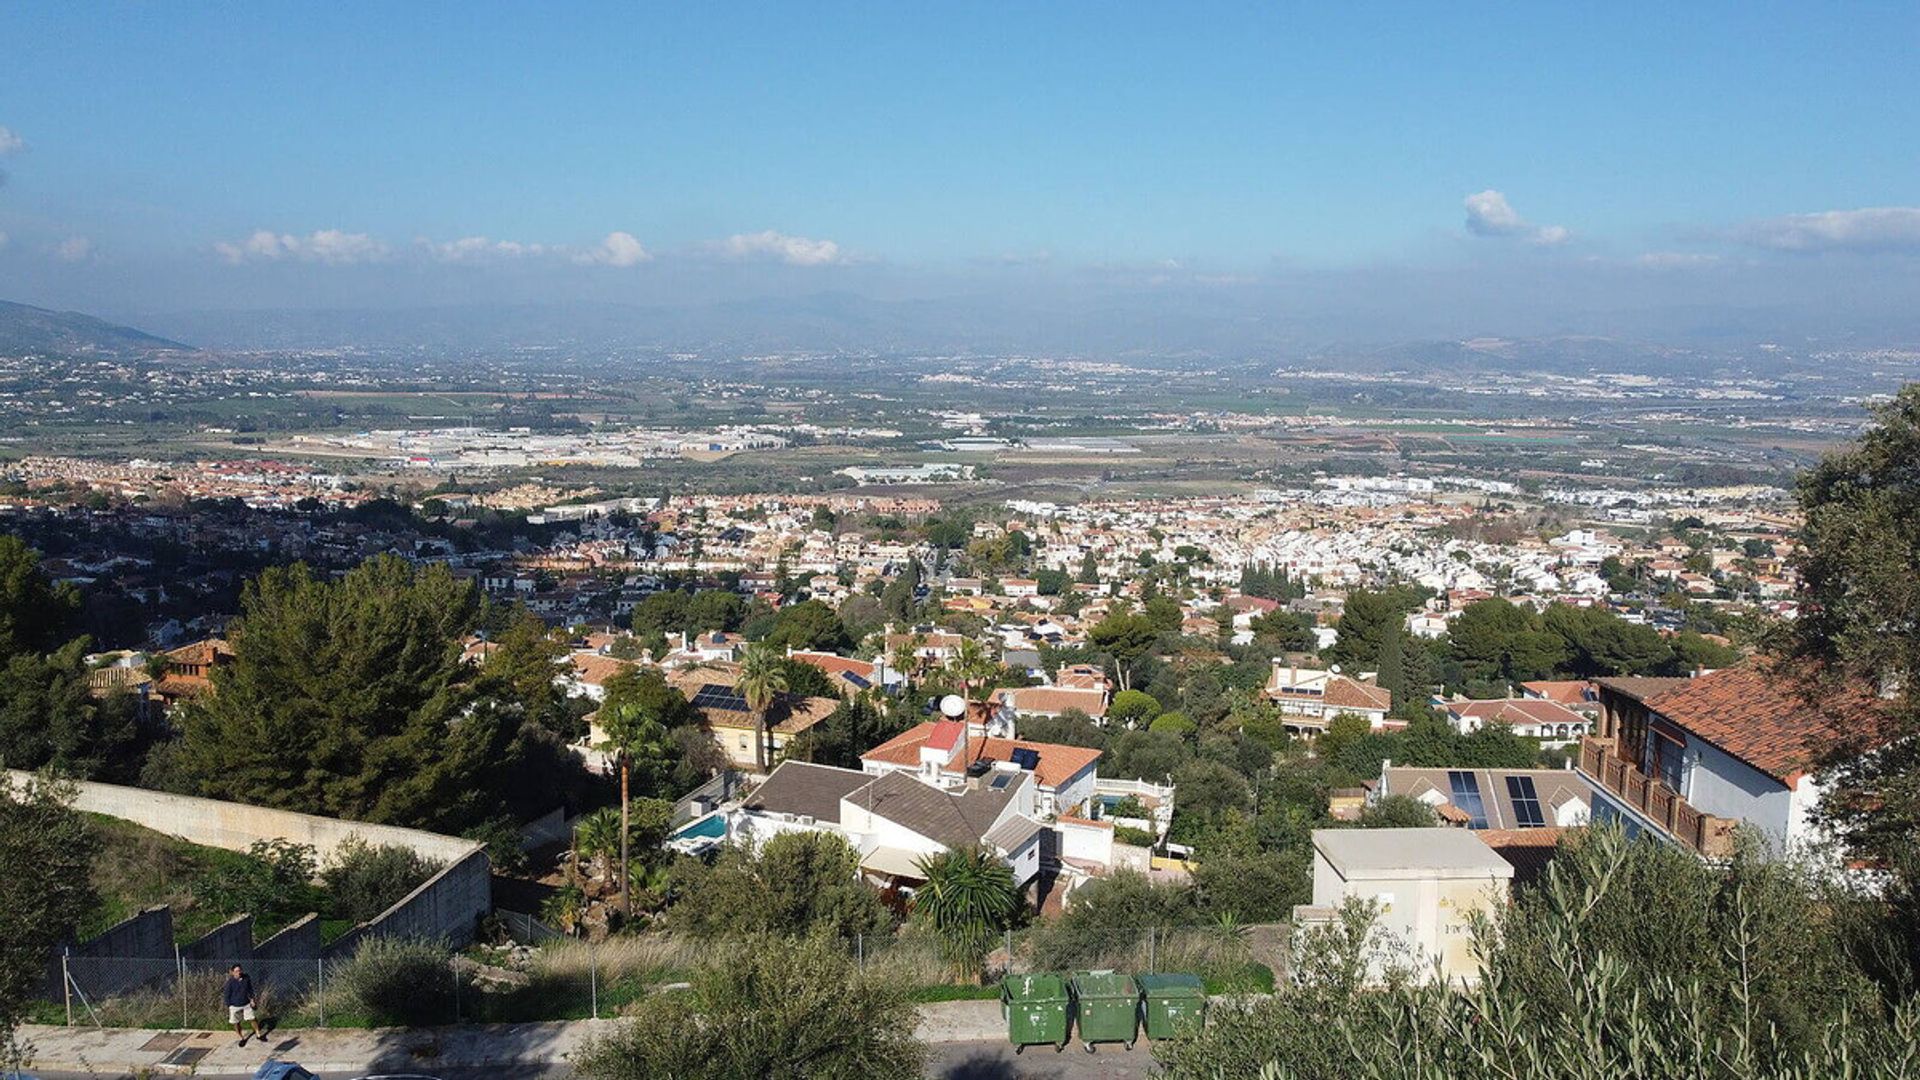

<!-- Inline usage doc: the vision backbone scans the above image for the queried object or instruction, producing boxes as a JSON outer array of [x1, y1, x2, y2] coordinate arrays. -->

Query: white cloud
[[216, 228, 388, 265], [1463, 190, 1570, 245], [719, 230, 845, 266], [1636, 251, 1721, 269], [1733, 207, 1920, 253], [574, 231, 651, 267], [54, 236, 93, 262], [0, 126, 22, 154], [423, 236, 551, 263]]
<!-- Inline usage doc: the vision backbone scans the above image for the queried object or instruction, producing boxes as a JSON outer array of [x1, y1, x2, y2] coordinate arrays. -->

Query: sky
[[1, 2, 1917, 344]]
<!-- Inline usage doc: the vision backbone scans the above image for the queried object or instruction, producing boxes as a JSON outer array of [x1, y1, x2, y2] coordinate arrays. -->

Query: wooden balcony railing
[[1576, 738, 1737, 859]]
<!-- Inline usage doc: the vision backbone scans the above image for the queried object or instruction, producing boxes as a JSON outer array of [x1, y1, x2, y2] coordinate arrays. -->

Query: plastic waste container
[[1137, 972, 1208, 1039], [1000, 972, 1071, 1054], [1070, 970, 1139, 1052]]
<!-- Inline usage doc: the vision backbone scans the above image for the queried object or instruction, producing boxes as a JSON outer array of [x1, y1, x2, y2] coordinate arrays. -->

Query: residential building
[[1441, 697, 1592, 744], [666, 666, 840, 772], [1579, 666, 1889, 857], [1294, 828, 1514, 986], [861, 717, 1104, 817], [1378, 765, 1591, 830], [990, 684, 1109, 721], [1265, 661, 1392, 732]]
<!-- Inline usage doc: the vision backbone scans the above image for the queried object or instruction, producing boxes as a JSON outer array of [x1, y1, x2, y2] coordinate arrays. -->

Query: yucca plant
[[913, 845, 1020, 982]]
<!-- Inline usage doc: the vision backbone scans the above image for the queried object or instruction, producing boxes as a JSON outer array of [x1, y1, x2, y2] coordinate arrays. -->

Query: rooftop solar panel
[[1506, 775, 1546, 828], [691, 684, 750, 713], [1447, 770, 1490, 829]]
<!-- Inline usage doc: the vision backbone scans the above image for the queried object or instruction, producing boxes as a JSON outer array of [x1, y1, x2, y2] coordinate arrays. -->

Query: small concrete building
[[1296, 828, 1513, 985]]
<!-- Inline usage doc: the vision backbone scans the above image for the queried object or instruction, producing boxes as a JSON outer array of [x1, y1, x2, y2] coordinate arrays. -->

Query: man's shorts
[[229, 1004, 256, 1023]]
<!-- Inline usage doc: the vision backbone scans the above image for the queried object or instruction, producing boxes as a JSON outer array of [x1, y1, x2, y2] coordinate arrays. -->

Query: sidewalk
[[16, 1001, 1010, 1075]]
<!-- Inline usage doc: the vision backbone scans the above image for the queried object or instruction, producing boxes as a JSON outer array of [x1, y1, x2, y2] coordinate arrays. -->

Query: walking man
[[225, 964, 264, 1046]]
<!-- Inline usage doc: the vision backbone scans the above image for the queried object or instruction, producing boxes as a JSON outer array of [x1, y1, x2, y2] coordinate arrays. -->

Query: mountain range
[[0, 300, 191, 355]]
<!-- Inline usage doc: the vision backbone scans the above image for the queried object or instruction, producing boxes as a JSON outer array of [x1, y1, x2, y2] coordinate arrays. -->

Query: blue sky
[[1, 2, 1917, 334]]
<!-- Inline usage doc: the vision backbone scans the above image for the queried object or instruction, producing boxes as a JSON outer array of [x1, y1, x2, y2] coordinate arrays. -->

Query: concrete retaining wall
[[19, 771, 492, 996], [47, 906, 173, 998], [180, 914, 254, 970], [7, 770, 478, 865]]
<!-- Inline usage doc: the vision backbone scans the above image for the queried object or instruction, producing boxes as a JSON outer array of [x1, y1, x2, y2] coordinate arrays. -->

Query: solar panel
[[1010, 747, 1041, 770], [989, 773, 1013, 790], [690, 684, 749, 713], [1447, 770, 1490, 829], [1506, 775, 1546, 828]]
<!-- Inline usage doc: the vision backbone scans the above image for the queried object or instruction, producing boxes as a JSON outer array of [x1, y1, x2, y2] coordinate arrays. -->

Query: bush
[[321, 937, 457, 1026], [573, 935, 925, 1079], [321, 836, 446, 925]]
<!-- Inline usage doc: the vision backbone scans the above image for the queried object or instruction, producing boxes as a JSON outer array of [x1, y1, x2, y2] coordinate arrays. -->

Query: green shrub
[[321, 836, 445, 925], [321, 937, 457, 1026]]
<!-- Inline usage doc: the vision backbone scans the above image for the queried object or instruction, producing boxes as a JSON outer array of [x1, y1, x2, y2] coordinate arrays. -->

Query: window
[[1506, 775, 1546, 828], [1447, 770, 1490, 829]]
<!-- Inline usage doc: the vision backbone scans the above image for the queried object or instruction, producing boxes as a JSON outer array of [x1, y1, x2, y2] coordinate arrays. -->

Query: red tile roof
[[1644, 664, 1891, 785], [862, 722, 1102, 790], [1323, 677, 1392, 713], [1448, 698, 1587, 728], [990, 685, 1109, 718]]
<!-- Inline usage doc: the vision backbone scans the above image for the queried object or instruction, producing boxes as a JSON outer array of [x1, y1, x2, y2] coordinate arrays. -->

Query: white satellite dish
[[938, 694, 967, 718], [1329, 663, 1342, 674]]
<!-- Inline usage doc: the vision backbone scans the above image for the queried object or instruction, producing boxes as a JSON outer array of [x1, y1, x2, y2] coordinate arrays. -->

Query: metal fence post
[[317, 958, 325, 1028], [61, 952, 71, 1027], [1005, 929, 1013, 974], [452, 962, 461, 1024], [1147, 926, 1156, 974], [589, 937, 599, 1020], [176, 944, 187, 1029], [856, 933, 864, 972]]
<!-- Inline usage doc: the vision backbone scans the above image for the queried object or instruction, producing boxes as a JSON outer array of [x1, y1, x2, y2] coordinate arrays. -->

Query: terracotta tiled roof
[[1594, 675, 1692, 705], [1521, 680, 1597, 708], [991, 685, 1109, 718], [1448, 698, 1587, 728], [861, 722, 1102, 790], [1642, 664, 1890, 785], [1323, 677, 1391, 713], [1478, 826, 1568, 888], [571, 653, 636, 687]]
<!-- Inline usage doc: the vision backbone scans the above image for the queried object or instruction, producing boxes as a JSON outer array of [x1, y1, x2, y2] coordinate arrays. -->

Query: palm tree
[[540, 883, 586, 937], [913, 845, 1020, 982], [737, 643, 789, 771], [599, 699, 669, 918], [953, 638, 998, 708], [574, 808, 623, 891]]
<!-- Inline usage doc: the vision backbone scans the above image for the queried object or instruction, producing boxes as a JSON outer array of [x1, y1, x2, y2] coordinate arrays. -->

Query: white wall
[[1681, 740, 1793, 844], [1058, 818, 1114, 867]]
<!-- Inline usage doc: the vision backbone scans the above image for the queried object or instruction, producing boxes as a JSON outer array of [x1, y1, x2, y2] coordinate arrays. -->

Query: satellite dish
[[1329, 664, 1342, 674], [939, 694, 967, 718]]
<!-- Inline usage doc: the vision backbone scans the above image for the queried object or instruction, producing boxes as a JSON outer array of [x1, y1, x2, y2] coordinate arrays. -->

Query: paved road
[[28, 1060, 568, 1068], [927, 1040, 1159, 1079]]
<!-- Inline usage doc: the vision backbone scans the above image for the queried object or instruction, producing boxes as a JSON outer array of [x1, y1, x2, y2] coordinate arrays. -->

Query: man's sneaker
[[238, 1035, 249, 1046]]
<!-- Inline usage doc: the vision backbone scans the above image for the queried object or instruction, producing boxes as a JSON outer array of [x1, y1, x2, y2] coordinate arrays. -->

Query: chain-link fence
[[47, 922, 1285, 1030]]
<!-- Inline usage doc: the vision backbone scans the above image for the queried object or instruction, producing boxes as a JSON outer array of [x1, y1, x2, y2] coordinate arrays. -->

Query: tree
[[761, 599, 852, 653], [167, 557, 575, 831], [572, 935, 925, 1080], [574, 807, 624, 889], [1089, 610, 1160, 691], [0, 639, 140, 780], [1326, 588, 1407, 672], [913, 845, 1021, 981], [600, 693, 670, 917], [792, 695, 907, 769], [1358, 794, 1437, 828], [1541, 603, 1672, 678], [669, 831, 891, 943], [1150, 710, 1197, 737], [736, 643, 789, 771], [1448, 598, 1563, 692], [1108, 688, 1163, 726], [1787, 386, 1920, 841], [478, 611, 574, 737], [0, 535, 80, 659], [1, 776, 97, 1067]]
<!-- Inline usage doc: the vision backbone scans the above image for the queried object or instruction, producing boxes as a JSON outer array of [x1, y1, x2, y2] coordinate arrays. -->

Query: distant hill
[[0, 299, 191, 355]]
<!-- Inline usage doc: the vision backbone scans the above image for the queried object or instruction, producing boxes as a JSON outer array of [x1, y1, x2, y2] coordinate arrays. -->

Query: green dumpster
[[1070, 970, 1139, 1052], [1000, 972, 1071, 1053], [1137, 972, 1208, 1039]]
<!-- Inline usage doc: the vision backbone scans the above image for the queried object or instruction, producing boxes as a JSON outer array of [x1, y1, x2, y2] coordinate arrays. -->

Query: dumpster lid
[[1071, 970, 1139, 998], [1003, 972, 1069, 999], [1136, 972, 1207, 995]]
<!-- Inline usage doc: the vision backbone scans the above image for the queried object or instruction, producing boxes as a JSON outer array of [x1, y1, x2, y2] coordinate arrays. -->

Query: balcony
[[1576, 738, 1738, 859]]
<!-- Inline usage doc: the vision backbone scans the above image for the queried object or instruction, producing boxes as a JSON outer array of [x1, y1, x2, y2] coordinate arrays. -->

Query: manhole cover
[[161, 1046, 211, 1067], [139, 1032, 187, 1053]]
